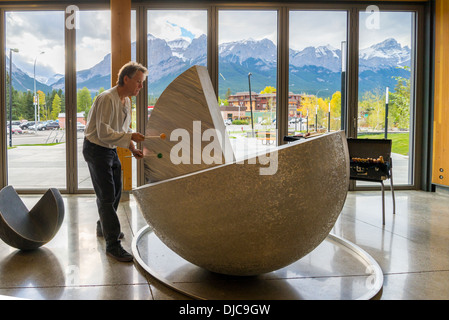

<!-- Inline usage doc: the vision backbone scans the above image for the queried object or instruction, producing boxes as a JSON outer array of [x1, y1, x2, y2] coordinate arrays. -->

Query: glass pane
[[289, 10, 347, 136], [131, 10, 137, 188], [218, 10, 278, 160], [147, 9, 207, 114], [76, 10, 111, 189], [5, 11, 66, 189], [357, 11, 414, 186]]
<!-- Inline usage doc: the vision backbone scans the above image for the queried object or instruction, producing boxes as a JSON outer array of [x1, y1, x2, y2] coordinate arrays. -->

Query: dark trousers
[[83, 138, 122, 250]]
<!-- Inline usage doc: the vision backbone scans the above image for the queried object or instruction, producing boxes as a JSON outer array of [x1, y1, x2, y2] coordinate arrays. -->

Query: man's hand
[[131, 132, 145, 143], [130, 133, 145, 159], [131, 148, 144, 160]]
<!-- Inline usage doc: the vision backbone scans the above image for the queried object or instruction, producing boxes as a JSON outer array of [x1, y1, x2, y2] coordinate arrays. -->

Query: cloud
[[76, 11, 111, 70], [5, 10, 112, 76], [289, 11, 347, 51], [5, 8, 413, 82], [218, 11, 277, 44], [359, 11, 413, 49], [147, 10, 207, 42], [5, 11, 65, 78]]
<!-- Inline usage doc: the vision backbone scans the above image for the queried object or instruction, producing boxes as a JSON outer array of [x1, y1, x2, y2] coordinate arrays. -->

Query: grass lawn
[[357, 132, 410, 156]]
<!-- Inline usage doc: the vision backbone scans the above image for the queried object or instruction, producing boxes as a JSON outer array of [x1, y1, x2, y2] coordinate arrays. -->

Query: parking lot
[[7, 128, 84, 146]]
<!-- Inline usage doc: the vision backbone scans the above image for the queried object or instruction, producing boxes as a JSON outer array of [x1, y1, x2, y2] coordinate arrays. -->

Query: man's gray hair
[[117, 61, 148, 86]]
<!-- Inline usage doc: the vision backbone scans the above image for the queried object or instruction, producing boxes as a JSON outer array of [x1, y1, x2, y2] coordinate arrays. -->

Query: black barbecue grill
[[347, 138, 396, 225]]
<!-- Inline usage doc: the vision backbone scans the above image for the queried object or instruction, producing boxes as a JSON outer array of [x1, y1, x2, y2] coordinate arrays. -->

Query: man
[[83, 61, 148, 262]]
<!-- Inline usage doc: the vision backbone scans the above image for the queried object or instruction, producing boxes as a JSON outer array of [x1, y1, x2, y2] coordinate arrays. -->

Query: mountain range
[[6, 35, 411, 99]]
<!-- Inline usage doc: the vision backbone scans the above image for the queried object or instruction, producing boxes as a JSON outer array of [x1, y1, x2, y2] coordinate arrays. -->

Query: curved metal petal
[[0, 186, 64, 250]]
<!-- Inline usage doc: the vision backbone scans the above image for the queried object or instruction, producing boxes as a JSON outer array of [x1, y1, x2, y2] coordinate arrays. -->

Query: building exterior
[[224, 91, 304, 120], [57, 112, 86, 129]]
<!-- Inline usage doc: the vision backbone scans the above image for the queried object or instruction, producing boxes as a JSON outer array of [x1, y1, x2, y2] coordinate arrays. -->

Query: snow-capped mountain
[[220, 38, 277, 65], [359, 38, 411, 71], [8, 35, 411, 97], [44, 73, 64, 86], [290, 44, 341, 72], [168, 38, 190, 60]]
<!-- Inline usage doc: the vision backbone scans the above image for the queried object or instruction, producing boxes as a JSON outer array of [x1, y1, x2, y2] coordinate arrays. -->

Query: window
[[5, 10, 66, 189], [147, 9, 207, 111], [76, 10, 111, 190], [0, 3, 427, 193], [289, 10, 348, 135], [218, 10, 278, 159], [357, 10, 415, 186]]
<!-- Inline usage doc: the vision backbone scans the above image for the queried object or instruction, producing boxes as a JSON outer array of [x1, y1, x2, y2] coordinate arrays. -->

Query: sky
[[5, 10, 112, 80], [289, 10, 412, 51], [5, 9, 413, 81], [148, 10, 206, 42]]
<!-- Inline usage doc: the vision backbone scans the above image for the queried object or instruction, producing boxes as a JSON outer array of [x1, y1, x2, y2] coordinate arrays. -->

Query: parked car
[[6, 121, 21, 127], [77, 122, 86, 131], [37, 121, 48, 131], [10, 125, 23, 134], [20, 121, 35, 129], [45, 121, 60, 130], [289, 117, 303, 124], [28, 122, 42, 130], [224, 119, 232, 125]]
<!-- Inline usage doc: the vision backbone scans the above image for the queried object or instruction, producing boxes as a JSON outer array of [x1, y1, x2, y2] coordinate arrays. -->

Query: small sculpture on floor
[[0, 185, 64, 250]]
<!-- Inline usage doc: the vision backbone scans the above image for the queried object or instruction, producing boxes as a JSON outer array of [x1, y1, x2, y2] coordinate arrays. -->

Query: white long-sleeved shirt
[[84, 86, 133, 149]]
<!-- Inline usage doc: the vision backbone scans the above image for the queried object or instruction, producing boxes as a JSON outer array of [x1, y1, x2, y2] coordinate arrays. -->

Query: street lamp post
[[385, 86, 389, 139], [9, 48, 19, 148], [341, 41, 347, 131], [248, 72, 254, 136], [34, 51, 45, 133], [306, 109, 309, 133], [315, 88, 328, 132]]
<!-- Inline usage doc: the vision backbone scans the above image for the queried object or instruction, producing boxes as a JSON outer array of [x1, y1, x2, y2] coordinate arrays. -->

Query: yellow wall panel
[[433, 0, 449, 186]]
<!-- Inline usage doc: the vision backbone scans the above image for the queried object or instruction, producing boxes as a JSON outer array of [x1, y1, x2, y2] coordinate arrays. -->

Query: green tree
[[330, 91, 342, 131], [50, 93, 62, 120], [37, 90, 47, 121], [218, 96, 228, 106], [225, 88, 232, 100], [57, 89, 66, 113], [389, 66, 411, 130], [359, 90, 385, 131], [16, 90, 34, 120], [77, 87, 92, 114]]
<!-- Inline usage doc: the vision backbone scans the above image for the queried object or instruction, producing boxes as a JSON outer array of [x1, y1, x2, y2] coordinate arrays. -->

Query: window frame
[[0, 1, 429, 193]]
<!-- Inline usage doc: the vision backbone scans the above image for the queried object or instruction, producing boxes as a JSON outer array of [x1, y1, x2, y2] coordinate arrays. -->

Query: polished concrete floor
[[0, 189, 448, 300]]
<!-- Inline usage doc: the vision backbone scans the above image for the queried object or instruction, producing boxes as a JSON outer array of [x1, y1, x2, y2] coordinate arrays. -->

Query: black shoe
[[96, 221, 124, 239], [106, 245, 133, 262]]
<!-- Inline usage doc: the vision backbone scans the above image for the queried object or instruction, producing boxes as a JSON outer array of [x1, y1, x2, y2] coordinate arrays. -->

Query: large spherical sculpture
[[134, 65, 349, 276], [134, 131, 349, 276]]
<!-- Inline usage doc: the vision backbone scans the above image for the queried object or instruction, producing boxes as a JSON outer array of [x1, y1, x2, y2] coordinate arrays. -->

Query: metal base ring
[[132, 226, 383, 300]]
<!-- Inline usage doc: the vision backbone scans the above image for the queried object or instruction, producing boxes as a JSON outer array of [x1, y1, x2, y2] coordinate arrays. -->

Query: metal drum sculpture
[[0, 186, 64, 250], [134, 65, 349, 276]]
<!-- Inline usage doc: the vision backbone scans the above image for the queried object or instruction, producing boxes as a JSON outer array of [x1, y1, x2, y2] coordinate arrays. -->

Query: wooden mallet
[[145, 133, 166, 140]]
